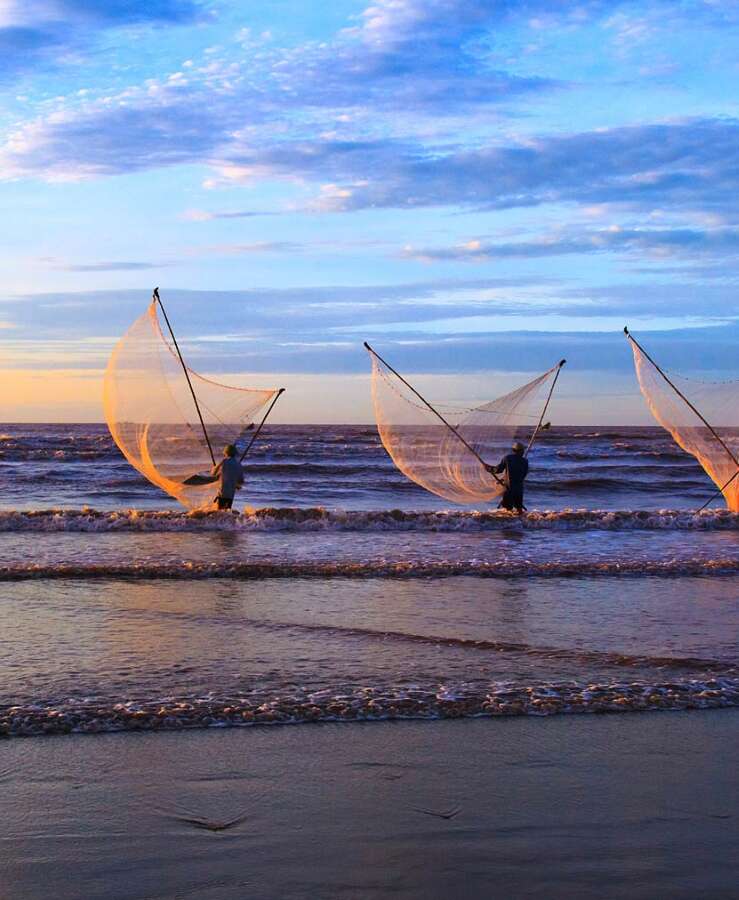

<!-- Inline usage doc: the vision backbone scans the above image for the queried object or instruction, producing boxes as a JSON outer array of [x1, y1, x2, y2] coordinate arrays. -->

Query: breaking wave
[[4, 677, 737, 738], [1, 507, 738, 533], [2, 557, 739, 581]]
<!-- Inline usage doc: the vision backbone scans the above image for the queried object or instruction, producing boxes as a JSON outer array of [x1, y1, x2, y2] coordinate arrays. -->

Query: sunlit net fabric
[[630, 340, 739, 511], [369, 352, 562, 504], [104, 300, 278, 509]]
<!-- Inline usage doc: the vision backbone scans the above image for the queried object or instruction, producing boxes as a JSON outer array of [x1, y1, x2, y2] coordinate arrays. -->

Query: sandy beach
[[3, 711, 737, 900]]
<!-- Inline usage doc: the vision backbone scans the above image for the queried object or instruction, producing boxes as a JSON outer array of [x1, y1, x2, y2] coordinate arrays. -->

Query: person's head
[[512, 441, 525, 454], [224, 444, 237, 458]]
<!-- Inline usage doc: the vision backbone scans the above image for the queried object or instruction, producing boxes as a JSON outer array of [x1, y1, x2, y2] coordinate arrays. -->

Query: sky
[[0, 0, 738, 423]]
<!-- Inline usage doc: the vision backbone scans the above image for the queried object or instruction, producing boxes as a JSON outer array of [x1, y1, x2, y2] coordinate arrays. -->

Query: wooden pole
[[239, 389, 285, 462], [526, 359, 566, 456], [697, 469, 739, 512], [154, 287, 215, 466]]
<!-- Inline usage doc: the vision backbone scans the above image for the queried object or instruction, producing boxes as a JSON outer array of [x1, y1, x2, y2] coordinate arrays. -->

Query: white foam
[[2, 555, 739, 580], [0, 506, 737, 533]]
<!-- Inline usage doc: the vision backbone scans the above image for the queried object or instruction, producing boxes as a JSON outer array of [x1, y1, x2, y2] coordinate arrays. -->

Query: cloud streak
[[296, 119, 739, 215], [3, 276, 736, 352], [404, 226, 739, 262], [5, 100, 738, 226], [54, 260, 172, 272]]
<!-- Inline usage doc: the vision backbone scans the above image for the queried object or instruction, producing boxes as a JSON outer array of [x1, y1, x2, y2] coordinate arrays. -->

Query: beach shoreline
[[3, 710, 737, 899]]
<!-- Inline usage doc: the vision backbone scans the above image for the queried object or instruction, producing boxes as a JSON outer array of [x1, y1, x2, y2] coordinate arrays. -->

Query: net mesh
[[629, 338, 739, 511], [103, 300, 278, 509], [369, 349, 562, 504]]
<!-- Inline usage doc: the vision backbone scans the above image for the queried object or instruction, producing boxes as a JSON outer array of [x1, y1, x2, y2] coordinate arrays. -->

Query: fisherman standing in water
[[211, 444, 244, 510], [486, 441, 529, 513]]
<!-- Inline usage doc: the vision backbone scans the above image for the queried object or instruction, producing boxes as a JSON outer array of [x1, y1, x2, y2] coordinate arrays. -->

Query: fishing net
[[629, 338, 739, 511], [368, 348, 564, 504], [103, 300, 278, 509]]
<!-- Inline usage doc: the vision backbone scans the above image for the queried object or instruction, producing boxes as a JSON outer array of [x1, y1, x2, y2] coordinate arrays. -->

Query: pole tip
[[153, 286, 160, 300], [559, 358, 566, 367], [623, 325, 629, 335], [277, 387, 286, 394], [363, 341, 371, 350]]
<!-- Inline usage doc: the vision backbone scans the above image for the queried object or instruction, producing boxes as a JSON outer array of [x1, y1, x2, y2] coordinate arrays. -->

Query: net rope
[[369, 351, 562, 505], [103, 300, 278, 509], [629, 339, 739, 511]]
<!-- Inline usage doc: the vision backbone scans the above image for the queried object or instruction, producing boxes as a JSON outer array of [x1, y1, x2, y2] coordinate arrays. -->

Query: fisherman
[[211, 444, 244, 510], [486, 441, 529, 513]]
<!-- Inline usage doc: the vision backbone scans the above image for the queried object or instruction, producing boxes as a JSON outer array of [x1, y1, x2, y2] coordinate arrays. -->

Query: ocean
[[1, 423, 737, 738]]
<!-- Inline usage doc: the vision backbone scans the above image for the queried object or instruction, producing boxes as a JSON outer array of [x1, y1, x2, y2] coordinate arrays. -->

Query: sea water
[[0, 424, 737, 736]]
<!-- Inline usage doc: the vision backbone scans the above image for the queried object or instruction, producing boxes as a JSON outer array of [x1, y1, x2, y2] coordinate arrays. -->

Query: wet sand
[[2, 711, 737, 900]]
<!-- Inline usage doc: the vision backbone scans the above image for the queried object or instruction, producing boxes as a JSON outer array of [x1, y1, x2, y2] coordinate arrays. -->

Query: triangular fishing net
[[104, 300, 278, 509], [368, 348, 564, 504], [629, 337, 739, 511]]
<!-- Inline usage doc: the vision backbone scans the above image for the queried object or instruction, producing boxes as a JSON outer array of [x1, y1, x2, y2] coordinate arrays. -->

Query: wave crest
[[1, 507, 738, 533], [3, 677, 737, 738], [2, 557, 739, 581]]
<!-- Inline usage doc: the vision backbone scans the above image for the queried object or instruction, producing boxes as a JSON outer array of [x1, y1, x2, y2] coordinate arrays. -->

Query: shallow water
[[0, 423, 726, 511], [0, 424, 737, 738], [2, 571, 737, 736]]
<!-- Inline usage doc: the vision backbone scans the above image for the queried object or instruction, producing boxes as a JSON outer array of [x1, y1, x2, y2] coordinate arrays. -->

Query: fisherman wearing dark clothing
[[486, 441, 528, 512], [211, 444, 244, 510]]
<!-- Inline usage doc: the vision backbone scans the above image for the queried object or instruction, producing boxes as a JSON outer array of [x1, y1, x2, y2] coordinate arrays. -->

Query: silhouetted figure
[[211, 444, 244, 510], [486, 441, 528, 512]]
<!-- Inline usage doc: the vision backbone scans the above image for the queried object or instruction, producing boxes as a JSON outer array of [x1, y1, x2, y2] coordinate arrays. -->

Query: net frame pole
[[525, 359, 566, 456], [239, 388, 285, 463], [697, 469, 739, 512], [153, 287, 215, 466], [364, 341, 504, 486], [625, 326, 739, 508]]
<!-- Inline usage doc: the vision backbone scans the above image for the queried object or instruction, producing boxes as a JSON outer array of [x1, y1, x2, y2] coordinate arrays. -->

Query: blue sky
[[0, 0, 737, 422]]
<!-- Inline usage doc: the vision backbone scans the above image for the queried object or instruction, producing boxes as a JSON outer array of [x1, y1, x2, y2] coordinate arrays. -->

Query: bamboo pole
[[239, 389, 285, 462], [526, 359, 566, 456], [697, 469, 739, 512], [154, 287, 215, 466]]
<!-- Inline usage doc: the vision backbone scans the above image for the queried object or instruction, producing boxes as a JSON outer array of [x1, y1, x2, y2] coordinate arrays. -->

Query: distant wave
[[540, 474, 711, 493], [3, 676, 737, 738], [1, 507, 738, 533], [556, 448, 690, 461], [169, 616, 737, 674], [2, 556, 739, 581], [0, 450, 117, 462]]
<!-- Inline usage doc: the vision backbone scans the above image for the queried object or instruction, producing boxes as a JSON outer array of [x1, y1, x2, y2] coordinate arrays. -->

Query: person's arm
[[483, 457, 507, 475], [211, 460, 222, 478]]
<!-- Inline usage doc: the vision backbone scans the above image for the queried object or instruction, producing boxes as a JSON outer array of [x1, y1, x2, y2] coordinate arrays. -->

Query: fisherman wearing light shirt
[[211, 444, 244, 510]]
